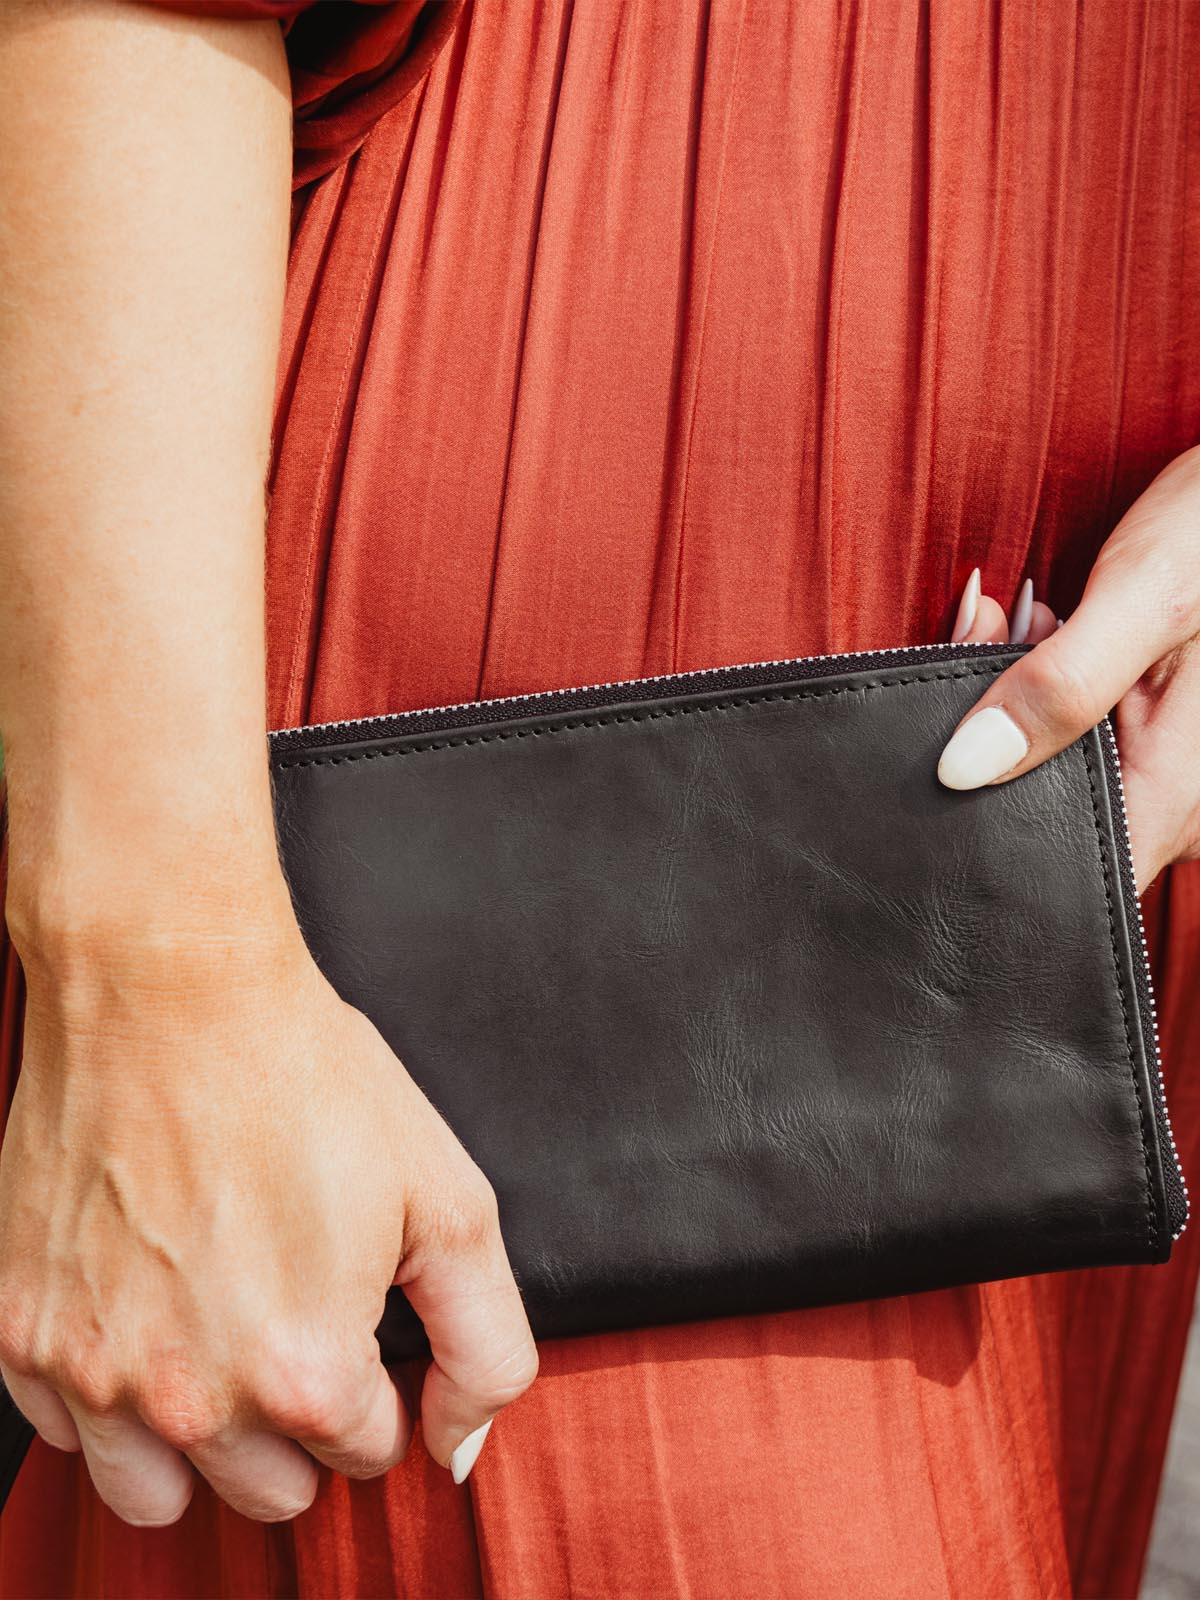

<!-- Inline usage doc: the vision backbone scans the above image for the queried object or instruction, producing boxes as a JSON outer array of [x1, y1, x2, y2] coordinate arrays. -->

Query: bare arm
[[0, 0, 294, 949], [0, 0, 535, 1527]]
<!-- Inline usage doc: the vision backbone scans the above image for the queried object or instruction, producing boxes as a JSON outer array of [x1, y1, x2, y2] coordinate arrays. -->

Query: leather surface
[[268, 651, 1174, 1363], [0, 1381, 34, 1513]]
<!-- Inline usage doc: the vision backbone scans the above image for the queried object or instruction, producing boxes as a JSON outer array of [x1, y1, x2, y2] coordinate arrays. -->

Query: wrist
[[6, 875, 310, 1011], [6, 859, 304, 980], [3, 742, 303, 984]]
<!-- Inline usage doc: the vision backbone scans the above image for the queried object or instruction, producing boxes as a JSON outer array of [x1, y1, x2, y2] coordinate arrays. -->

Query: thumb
[[937, 556, 1172, 790], [398, 1175, 538, 1484]]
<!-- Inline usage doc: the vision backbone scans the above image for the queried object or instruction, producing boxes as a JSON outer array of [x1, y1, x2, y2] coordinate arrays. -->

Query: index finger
[[938, 545, 1188, 791]]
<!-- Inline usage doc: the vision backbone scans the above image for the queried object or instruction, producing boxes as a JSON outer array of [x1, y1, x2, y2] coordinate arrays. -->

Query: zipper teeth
[[1100, 718, 1190, 1240], [269, 638, 1002, 740]]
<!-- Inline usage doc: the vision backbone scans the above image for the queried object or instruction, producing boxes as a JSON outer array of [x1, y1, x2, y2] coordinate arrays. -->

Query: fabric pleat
[[1, 3, 1199, 1596]]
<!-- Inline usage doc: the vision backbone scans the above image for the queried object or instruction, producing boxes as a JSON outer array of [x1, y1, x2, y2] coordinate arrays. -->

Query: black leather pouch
[[0, 640, 1188, 1504], [270, 639, 1187, 1362]]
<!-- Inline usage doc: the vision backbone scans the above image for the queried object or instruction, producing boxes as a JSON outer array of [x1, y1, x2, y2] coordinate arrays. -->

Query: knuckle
[[268, 1381, 345, 1445], [52, 1354, 124, 1419], [0, 1302, 38, 1377], [137, 1365, 229, 1453], [0, 1297, 128, 1415], [1162, 580, 1200, 638], [0, 1283, 69, 1381], [1017, 647, 1097, 732], [1095, 535, 1200, 638], [250, 1339, 358, 1445], [436, 1175, 501, 1256], [473, 1339, 540, 1413], [330, 1413, 412, 1481], [1091, 527, 1146, 584]]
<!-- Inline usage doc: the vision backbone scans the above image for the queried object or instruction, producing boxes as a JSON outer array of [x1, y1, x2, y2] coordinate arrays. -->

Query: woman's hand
[[0, 0, 534, 1531], [0, 914, 536, 1527], [937, 442, 1200, 892]]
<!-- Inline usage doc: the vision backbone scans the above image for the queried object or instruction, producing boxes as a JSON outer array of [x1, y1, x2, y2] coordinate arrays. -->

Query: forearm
[[0, 0, 294, 963]]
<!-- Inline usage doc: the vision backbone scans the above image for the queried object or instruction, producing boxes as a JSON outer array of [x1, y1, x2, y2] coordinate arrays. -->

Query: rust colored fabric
[[3, 2, 1200, 1596]]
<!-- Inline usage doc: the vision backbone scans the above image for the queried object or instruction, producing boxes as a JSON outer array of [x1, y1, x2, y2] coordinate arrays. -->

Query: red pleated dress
[[2, 3, 1199, 1596]]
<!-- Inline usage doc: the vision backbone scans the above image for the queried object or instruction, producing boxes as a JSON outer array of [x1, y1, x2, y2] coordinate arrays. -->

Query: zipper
[[268, 638, 1018, 750], [268, 637, 1189, 1241], [1098, 718, 1190, 1241]]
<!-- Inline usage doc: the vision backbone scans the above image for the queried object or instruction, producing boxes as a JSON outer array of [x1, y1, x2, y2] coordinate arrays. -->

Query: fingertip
[[0, 1370, 83, 1454], [417, 1347, 522, 1480], [359, 1359, 415, 1474], [42, 1423, 84, 1454], [1024, 600, 1058, 645], [374, 1356, 416, 1465], [401, 1220, 537, 1475], [299, 1361, 414, 1481], [937, 706, 1030, 790], [949, 567, 981, 642], [966, 593, 1010, 644], [1010, 577, 1034, 644], [417, 1360, 474, 1473], [450, 1417, 493, 1484]]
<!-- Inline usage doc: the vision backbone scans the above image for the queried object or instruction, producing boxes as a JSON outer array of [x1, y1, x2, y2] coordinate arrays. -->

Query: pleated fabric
[[2, 2, 1199, 1596]]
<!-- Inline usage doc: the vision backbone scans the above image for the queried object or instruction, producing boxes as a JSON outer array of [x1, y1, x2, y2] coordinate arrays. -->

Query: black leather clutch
[[271, 637, 1187, 1361], [0, 639, 1188, 1504]]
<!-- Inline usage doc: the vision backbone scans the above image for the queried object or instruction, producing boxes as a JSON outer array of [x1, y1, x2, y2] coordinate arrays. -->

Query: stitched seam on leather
[[274, 662, 1009, 769], [1078, 735, 1158, 1254]]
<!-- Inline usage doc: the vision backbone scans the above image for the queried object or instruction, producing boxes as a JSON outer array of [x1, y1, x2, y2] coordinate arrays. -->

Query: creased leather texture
[[262, 643, 1183, 1365]]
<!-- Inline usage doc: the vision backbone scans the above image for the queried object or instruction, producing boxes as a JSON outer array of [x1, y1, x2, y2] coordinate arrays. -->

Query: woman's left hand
[[936, 442, 1200, 893]]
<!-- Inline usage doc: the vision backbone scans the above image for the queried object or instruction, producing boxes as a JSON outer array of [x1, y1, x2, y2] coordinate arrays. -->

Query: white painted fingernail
[[1010, 578, 1033, 644], [450, 1419, 493, 1484], [938, 706, 1029, 790], [1056, 617, 1064, 629], [950, 567, 981, 642]]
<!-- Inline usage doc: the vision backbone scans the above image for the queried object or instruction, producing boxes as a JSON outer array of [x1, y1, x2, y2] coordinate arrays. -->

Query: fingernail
[[938, 706, 1029, 790], [950, 567, 981, 642], [450, 1419, 493, 1484], [1010, 578, 1034, 644], [1056, 617, 1064, 629]]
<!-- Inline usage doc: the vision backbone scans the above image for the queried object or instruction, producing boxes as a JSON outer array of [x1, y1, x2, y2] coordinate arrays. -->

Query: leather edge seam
[[1078, 732, 1160, 1256], [273, 661, 1010, 771]]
